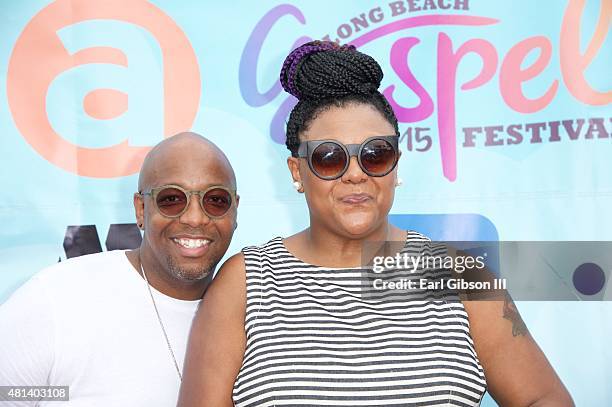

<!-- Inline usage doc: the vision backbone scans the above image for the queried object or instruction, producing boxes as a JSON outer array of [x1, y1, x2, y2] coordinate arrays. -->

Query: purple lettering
[[239, 5, 308, 107], [526, 122, 546, 143], [462, 127, 481, 147], [507, 124, 523, 145], [484, 126, 505, 146]]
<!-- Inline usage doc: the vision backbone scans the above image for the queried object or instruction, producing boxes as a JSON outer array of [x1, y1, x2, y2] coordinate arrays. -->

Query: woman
[[178, 41, 573, 406]]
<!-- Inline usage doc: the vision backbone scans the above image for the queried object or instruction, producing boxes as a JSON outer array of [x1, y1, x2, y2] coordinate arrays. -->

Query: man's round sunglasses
[[139, 185, 236, 219], [295, 135, 399, 180]]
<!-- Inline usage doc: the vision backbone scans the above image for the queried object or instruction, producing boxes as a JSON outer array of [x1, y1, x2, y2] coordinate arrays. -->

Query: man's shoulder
[[44, 250, 128, 270], [35, 250, 131, 285], [1, 251, 134, 319]]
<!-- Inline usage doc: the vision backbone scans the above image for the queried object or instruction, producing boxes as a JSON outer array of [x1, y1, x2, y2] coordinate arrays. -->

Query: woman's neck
[[292, 220, 402, 268]]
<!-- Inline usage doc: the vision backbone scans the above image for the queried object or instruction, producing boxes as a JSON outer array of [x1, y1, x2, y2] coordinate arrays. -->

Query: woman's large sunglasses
[[296, 135, 399, 180], [139, 184, 236, 219]]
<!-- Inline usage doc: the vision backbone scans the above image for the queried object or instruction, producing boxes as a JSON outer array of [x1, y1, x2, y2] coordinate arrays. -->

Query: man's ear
[[233, 194, 240, 230], [133, 193, 145, 230]]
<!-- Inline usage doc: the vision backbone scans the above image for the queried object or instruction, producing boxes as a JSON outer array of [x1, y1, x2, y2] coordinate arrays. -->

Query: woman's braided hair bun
[[280, 40, 384, 101], [279, 40, 398, 156]]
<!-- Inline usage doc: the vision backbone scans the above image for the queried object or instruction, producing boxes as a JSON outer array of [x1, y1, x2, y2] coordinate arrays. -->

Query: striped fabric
[[232, 232, 487, 406]]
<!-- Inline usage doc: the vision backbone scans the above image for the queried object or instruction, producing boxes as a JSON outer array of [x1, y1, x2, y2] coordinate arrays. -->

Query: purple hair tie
[[280, 41, 356, 99]]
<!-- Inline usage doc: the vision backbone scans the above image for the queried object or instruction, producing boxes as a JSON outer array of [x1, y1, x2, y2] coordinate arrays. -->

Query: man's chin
[[166, 256, 214, 282], [174, 265, 213, 281]]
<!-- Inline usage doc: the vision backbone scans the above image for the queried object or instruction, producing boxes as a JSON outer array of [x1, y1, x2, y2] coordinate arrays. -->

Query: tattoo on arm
[[503, 292, 528, 337]]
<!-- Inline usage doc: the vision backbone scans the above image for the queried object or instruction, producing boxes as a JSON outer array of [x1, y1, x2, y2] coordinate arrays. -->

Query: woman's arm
[[464, 295, 574, 406], [177, 253, 247, 407]]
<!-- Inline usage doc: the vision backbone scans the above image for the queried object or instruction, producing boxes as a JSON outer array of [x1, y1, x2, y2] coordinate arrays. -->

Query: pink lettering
[[500, 36, 558, 113]]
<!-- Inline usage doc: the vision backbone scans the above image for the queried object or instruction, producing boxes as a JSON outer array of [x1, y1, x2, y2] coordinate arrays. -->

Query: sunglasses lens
[[361, 139, 397, 176], [202, 188, 232, 217], [311, 142, 347, 178], [155, 187, 188, 217]]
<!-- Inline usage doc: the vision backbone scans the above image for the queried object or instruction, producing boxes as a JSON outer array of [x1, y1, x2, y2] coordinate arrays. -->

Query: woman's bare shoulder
[[207, 252, 247, 301]]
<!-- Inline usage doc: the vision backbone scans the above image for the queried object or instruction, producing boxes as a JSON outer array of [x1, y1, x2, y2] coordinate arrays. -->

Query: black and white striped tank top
[[233, 232, 487, 406]]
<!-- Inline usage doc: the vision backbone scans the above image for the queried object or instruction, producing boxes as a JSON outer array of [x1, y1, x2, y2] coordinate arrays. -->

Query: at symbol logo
[[7, 0, 200, 178]]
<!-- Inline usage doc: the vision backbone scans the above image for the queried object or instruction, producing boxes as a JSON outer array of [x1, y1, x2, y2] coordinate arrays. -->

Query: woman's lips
[[340, 193, 373, 204]]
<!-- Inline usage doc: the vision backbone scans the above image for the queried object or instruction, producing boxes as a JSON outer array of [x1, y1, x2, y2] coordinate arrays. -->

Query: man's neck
[[125, 249, 212, 301]]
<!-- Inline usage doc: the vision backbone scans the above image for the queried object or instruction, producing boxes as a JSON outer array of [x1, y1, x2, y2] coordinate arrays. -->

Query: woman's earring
[[395, 177, 403, 187], [293, 181, 302, 192]]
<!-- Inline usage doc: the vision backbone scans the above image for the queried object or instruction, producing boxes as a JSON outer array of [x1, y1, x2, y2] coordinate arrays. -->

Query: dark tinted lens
[[155, 187, 188, 217], [361, 139, 397, 175], [202, 188, 232, 217], [310, 142, 347, 178]]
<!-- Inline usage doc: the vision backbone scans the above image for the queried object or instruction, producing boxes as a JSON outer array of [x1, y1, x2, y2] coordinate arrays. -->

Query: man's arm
[[0, 273, 55, 406]]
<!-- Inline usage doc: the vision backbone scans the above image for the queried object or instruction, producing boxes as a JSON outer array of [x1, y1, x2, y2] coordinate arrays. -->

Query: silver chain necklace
[[139, 261, 182, 381]]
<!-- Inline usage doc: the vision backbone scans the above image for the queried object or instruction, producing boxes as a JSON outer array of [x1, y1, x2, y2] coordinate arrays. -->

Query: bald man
[[0, 133, 239, 406]]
